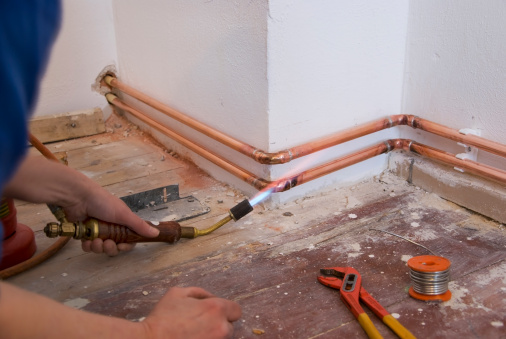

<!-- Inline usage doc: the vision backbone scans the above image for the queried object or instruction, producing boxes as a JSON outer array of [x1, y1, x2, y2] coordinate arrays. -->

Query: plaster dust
[[248, 167, 503, 262], [444, 281, 493, 313], [473, 261, 506, 288], [412, 228, 439, 241]]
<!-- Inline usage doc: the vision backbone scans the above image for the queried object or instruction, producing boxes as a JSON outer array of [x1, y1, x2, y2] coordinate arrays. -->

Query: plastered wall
[[402, 0, 506, 170], [33, 0, 117, 117], [111, 1, 270, 197], [266, 1, 408, 201], [109, 0, 409, 202]]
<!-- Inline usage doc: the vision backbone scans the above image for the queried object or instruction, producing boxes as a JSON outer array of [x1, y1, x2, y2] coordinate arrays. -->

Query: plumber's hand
[[71, 177, 160, 256], [140, 287, 242, 339], [3, 155, 159, 256]]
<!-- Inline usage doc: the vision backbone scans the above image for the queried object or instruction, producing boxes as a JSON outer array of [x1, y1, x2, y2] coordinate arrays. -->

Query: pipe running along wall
[[104, 93, 506, 193], [104, 76, 506, 163]]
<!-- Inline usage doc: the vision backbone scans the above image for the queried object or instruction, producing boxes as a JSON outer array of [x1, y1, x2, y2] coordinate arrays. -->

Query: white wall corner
[[265, 0, 409, 202], [401, 0, 506, 171]]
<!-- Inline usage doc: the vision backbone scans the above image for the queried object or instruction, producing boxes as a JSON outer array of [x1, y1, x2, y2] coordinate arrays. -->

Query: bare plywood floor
[[9, 114, 506, 338]]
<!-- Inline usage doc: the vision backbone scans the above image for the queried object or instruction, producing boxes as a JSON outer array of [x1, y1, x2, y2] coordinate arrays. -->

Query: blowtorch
[[44, 199, 253, 244]]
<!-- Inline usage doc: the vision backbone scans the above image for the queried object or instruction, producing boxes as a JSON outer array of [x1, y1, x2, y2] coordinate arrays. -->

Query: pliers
[[317, 267, 416, 339]]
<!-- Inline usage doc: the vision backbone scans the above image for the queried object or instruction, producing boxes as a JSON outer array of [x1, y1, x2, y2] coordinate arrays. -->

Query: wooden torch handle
[[95, 220, 182, 244]]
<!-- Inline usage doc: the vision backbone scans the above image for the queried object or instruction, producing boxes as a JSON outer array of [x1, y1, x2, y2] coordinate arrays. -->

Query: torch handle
[[94, 220, 182, 244]]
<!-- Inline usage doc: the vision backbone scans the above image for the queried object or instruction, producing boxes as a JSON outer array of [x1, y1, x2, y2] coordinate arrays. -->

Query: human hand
[[3, 156, 159, 256], [140, 287, 242, 339], [65, 177, 160, 256]]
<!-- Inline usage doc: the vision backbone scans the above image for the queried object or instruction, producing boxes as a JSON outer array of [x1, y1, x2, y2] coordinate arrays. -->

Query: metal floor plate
[[120, 185, 210, 222]]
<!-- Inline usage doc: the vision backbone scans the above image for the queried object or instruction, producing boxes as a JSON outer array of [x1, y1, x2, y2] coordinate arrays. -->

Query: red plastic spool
[[0, 198, 37, 270], [407, 255, 452, 302]]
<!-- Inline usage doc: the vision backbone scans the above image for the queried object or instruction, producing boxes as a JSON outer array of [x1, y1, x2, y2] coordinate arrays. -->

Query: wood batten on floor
[[29, 108, 105, 143]]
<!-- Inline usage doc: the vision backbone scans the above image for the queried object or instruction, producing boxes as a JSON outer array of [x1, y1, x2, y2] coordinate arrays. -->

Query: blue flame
[[249, 187, 274, 206]]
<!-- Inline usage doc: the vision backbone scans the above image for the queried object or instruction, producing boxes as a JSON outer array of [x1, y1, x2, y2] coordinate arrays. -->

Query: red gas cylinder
[[0, 198, 37, 270]]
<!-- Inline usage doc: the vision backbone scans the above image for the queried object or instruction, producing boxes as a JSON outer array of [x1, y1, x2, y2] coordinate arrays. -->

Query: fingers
[[168, 287, 242, 322], [219, 298, 242, 323], [81, 240, 92, 253], [80, 186, 160, 239], [179, 286, 216, 299], [81, 239, 136, 256], [146, 287, 242, 338], [103, 240, 119, 256], [197, 294, 242, 323], [117, 242, 135, 252], [110, 203, 160, 238]]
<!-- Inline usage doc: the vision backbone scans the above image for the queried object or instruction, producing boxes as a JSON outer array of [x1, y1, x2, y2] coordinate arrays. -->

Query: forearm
[[3, 155, 98, 207], [0, 282, 146, 339]]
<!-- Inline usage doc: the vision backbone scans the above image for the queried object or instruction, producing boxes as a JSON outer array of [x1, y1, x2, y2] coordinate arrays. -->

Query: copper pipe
[[104, 76, 259, 161], [106, 94, 395, 192], [270, 138, 506, 192], [387, 138, 506, 183], [270, 142, 391, 193], [264, 115, 406, 164], [409, 117, 506, 158], [104, 75, 506, 163], [409, 141, 506, 183], [104, 75, 403, 164], [106, 93, 269, 191], [107, 94, 506, 191]]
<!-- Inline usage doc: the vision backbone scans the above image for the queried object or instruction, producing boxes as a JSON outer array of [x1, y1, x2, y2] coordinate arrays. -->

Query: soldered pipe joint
[[229, 199, 253, 221]]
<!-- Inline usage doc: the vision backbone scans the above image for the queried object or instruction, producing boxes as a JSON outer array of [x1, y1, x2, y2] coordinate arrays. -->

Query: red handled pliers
[[318, 267, 416, 339]]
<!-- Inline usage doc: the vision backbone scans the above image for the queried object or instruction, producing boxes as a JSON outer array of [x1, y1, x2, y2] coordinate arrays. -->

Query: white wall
[[112, 0, 270, 196], [266, 1, 409, 202], [402, 0, 506, 169], [33, 0, 117, 117], [110, 1, 408, 201]]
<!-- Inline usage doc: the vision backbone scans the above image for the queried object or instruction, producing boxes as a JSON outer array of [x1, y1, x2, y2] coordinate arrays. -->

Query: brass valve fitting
[[44, 219, 99, 240]]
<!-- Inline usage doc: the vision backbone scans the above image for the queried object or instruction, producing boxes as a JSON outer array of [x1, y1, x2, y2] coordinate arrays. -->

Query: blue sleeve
[[0, 1, 61, 262]]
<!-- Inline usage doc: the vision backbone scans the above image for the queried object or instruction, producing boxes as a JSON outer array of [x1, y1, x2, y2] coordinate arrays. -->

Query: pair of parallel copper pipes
[[103, 75, 506, 190]]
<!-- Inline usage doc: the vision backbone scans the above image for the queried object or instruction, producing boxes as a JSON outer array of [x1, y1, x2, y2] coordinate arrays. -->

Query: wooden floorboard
[[76, 192, 506, 338], [7, 113, 506, 338]]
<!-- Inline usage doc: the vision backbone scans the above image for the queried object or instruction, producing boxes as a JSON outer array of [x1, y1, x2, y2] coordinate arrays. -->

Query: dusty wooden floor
[[8, 114, 506, 338]]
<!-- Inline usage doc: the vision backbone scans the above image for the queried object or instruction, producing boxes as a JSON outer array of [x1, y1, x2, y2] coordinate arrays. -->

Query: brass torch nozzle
[[182, 199, 254, 238]]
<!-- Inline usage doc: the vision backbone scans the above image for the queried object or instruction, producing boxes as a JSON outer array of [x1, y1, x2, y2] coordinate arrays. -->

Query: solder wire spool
[[407, 255, 452, 302]]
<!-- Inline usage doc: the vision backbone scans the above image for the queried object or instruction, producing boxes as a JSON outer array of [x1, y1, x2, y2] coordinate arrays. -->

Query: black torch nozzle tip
[[229, 199, 253, 221]]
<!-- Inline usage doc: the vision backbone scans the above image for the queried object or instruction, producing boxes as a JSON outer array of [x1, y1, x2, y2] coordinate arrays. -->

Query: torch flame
[[249, 153, 322, 206]]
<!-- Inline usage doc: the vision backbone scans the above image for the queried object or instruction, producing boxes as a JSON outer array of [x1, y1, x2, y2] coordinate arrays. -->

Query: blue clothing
[[0, 1, 61, 264]]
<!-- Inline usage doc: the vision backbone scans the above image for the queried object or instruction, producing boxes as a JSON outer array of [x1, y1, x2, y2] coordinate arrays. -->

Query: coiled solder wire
[[409, 267, 450, 295]]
